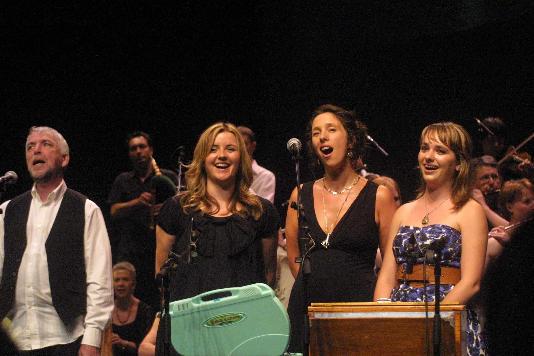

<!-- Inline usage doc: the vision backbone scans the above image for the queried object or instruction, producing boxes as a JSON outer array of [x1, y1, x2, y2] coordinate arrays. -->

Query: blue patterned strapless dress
[[391, 224, 485, 355]]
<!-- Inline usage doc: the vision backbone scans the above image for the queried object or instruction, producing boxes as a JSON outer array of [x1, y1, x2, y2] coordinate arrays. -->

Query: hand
[[471, 189, 487, 207], [518, 158, 533, 172], [137, 192, 154, 207], [488, 226, 512, 245], [111, 333, 134, 350], [78, 344, 100, 356], [111, 333, 121, 345]]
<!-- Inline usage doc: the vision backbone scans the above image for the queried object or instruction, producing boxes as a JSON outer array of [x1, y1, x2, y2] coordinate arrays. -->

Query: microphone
[[172, 145, 186, 164], [422, 234, 448, 263], [474, 117, 495, 136], [176, 146, 185, 162], [287, 138, 302, 158], [421, 234, 447, 251], [155, 251, 182, 284], [0, 171, 18, 185], [366, 134, 389, 157]]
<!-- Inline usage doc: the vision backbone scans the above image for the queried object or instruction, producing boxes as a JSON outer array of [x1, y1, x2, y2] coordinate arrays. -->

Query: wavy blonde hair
[[181, 122, 263, 219], [416, 122, 473, 210]]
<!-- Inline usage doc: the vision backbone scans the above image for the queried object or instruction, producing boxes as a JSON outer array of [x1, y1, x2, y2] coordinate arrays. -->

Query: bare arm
[[285, 187, 301, 278], [138, 317, 159, 356], [78, 344, 100, 356], [443, 200, 488, 304], [110, 192, 153, 218], [485, 237, 505, 270], [155, 225, 176, 275], [375, 185, 398, 258], [472, 189, 509, 228], [374, 207, 404, 300], [485, 226, 511, 270]]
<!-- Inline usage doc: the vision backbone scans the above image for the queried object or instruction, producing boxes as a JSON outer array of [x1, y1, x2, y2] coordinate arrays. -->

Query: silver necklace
[[422, 196, 450, 225], [322, 176, 359, 196], [321, 176, 359, 248]]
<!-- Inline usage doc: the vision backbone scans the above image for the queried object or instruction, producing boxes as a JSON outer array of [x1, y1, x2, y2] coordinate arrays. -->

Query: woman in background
[[111, 262, 155, 355], [486, 178, 534, 267]]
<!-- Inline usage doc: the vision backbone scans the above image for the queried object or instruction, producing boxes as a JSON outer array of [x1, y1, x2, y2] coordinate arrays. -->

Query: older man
[[471, 155, 508, 228], [0, 126, 113, 355]]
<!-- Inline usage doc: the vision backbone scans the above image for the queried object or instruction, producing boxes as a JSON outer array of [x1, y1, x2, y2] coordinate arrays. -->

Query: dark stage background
[[2, 2, 534, 222]]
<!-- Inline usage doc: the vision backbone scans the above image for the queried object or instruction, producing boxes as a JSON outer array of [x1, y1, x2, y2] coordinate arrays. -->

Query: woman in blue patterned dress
[[374, 122, 488, 355]]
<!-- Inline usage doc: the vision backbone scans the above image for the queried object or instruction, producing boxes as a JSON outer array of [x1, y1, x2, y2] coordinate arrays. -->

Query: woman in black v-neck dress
[[285, 105, 397, 353]]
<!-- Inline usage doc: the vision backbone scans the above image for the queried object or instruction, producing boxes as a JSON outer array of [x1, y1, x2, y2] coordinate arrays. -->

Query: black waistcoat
[[0, 189, 87, 326]]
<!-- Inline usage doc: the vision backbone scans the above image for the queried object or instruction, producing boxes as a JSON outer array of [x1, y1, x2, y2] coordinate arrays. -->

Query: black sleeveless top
[[287, 180, 379, 353]]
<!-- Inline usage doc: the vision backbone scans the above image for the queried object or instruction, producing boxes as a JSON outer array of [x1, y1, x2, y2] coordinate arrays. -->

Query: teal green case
[[169, 283, 290, 356]]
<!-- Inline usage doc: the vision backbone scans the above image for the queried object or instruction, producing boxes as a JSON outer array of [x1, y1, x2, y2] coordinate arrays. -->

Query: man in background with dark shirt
[[108, 131, 177, 310]]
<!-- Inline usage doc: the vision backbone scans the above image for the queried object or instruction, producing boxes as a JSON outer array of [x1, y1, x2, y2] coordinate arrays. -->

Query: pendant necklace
[[321, 175, 359, 248], [115, 302, 133, 324], [422, 196, 450, 226]]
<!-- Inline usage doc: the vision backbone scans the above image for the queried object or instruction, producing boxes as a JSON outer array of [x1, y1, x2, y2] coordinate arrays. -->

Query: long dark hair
[[306, 104, 367, 172]]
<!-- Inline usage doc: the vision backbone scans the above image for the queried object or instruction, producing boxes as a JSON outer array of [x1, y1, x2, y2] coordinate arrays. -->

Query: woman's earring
[[347, 151, 354, 159]]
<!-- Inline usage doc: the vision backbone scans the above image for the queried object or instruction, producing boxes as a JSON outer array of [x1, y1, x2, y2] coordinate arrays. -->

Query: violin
[[498, 132, 534, 178]]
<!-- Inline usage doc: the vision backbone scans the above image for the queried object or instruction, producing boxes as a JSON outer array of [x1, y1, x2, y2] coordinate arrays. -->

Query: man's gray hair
[[27, 126, 70, 155]]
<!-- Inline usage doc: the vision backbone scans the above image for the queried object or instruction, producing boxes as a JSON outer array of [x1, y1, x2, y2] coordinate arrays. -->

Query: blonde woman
[[140, 122, 279, 356]]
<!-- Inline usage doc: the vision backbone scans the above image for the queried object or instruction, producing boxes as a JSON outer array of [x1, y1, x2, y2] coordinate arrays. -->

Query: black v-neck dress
[[287, 180, 379, 353]]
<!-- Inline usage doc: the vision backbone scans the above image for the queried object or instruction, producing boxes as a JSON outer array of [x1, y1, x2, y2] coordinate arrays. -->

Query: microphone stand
[[366, 134, 389, 157], [290, 151, 314, 356], [156, 254, 178, 356], [175, 146, 186, 192], [177, 160, 184, 193], [430, 246, 444, 356]]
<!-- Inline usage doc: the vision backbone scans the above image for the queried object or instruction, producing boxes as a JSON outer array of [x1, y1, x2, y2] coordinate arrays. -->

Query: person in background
[[485, 178, 534, 268], [0, 126, 113, 355], [374, 122, 487, 355], [237, 125, 276, 203], [108, 131, 178, 310], [372, 176, 402, 208], [471, 155, 508, 228], [483, 219, 534, 355], [237, 125, 293, 306], [273, 228, 294, 308], [111, 262, 155, 355], [477, 116, 508, 161], [475, 116, 532, 182]]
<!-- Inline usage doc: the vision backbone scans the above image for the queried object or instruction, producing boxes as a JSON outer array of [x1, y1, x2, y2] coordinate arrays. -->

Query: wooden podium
[[308, 302, 466, 356]]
